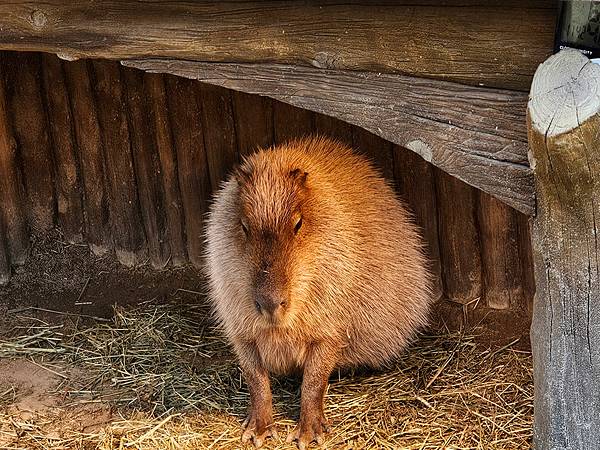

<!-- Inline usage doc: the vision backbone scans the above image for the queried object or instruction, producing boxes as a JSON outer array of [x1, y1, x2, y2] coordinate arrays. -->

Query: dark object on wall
[[555, 0, 600, 60]]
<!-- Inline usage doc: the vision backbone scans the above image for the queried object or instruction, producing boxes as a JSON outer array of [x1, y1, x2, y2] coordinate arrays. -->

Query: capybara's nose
[[256, 293, 285, 316]]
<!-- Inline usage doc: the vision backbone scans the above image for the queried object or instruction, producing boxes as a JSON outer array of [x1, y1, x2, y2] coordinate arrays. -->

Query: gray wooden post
[[527, 48, 600, 449]]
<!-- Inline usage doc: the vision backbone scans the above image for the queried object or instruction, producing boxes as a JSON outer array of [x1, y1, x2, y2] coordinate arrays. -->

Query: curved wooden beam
[[528, 48, 600, 449], [124, 58, 534, 215]]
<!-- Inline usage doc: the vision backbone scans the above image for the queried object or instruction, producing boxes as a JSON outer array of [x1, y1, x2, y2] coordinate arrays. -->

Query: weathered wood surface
[[91, 61, 146, 266], [63, 60, 110, 255], [124, 59, 534, 215], [528, 49, 600, 449], [478, 192, 524, 310], [0, 65, 29, 265], [0, 216, 9, 285], [435, 168, 482, 305], [5, 52, 55, 232], [232, 91, 274, 158], [165, 76, 211, 267], [146, 73, 187, 266], [122, 67, 169, 269], [200, 84, 239, 190], [352, 126, 394, 181], [42, 53, 84, 243], [274, 101, 314, 145], [0, 1, 555, 90], [314, 113, 353, 146], [393, 146, 443, 300]]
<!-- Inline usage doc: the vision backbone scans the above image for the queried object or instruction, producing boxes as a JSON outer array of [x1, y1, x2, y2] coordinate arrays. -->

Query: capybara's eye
[[294, 216, 303, 235], [241, 219, 249, 236]]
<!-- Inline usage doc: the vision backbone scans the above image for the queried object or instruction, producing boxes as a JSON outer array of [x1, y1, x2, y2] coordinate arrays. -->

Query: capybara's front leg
[[287, 344, 338, 449], [234, 340, 276, 448]]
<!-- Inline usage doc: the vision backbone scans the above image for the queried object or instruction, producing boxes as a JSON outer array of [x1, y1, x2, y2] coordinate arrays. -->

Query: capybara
[[205, 136, 432, 449]]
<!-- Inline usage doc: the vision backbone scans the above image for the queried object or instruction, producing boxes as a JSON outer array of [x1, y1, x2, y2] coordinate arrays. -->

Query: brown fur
[[204, 136, 432, 448]]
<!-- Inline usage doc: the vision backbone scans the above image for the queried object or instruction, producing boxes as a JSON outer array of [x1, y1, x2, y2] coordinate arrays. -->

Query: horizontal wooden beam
[[0, 1, 555, 90], [123, 59, 534, 215]]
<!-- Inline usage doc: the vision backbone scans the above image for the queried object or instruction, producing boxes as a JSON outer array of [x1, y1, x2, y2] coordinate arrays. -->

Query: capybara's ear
[[289, 168, 308, 186], [235, 166, 253, 186]]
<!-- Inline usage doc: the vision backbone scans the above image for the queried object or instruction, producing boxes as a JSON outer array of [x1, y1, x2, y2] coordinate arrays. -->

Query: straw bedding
[[0, 298, 533, 449]]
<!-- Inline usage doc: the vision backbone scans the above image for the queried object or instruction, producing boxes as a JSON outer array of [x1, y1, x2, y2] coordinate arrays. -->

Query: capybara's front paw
[[241, 407, 277, 448], [286, 412, 329, 449]]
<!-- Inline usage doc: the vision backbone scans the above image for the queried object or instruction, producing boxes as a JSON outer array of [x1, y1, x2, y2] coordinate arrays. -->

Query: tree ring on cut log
[[528, 48, 600, 138]]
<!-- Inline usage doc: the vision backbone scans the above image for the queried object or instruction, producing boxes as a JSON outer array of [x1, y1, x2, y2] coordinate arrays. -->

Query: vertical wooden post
[[4, 52, 56, 233], [41, 53, 85, 244], [0, 214, 9, 285], [165, 75, 212, 267], [146, 73, 187, 266], [91, 61, 146, 266], [63, 60, 111, 255], [528, 49, 600, 449], [0, 60, 29, 265]]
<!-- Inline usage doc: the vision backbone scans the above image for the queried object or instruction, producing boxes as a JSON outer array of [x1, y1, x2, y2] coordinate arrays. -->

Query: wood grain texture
[[517, 215, 535, 315], [274, 101, 314, 145], [91, 61, 146, 266], [41, 53, 84, 243], [0, 63, 29, 265], [435, 168, 482, 305], [478, 192, 524, 310], [63, 59, 110, 255], [352, 126, 394, 181], [0, 215, 9, 285], [124, 59, 534, 215], [232, 91, 274, 157], [200, 83, 238, 189], [0, 1, 555, 90], [393, 145, 442, 300], [145, 73, 187, 266], [313, 112, 353, 146], [122, 66, 168, 268], [4, 52, 55, 232], [528, 50, 600, 449], [165, 75, 212, 267]]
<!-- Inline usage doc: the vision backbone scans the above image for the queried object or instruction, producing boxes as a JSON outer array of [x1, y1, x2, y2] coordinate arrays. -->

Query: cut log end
[[528, 48, 600, 138]]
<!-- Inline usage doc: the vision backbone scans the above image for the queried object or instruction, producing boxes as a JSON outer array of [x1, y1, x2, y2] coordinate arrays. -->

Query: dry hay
[[0, 298, 533, 449]]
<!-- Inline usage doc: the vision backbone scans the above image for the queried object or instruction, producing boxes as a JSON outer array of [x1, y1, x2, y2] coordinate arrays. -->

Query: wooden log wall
[[0, 51, 534, 327]]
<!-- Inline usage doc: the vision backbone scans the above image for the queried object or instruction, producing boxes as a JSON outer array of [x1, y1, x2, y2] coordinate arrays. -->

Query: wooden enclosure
[[0, 50, 535, 330], [7, 2, 600, 448]]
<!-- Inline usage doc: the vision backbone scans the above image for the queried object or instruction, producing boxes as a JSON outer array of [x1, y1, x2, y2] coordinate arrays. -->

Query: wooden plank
[[41, 53, 84, 243], [393, 145, 443, 300], [273, 101, 314, 145], [121, 66, 168, 269], [63, 59, 110, 255], [4, 52, 55, 232], [199, 83, 238, 189], [527, 49, 600, 449], [517, 215, 535, 315], [232, 91, 274, 157], [0, 215, 9, 285], [313, 113, 352, 146], [0, 1, 555, 90], [0, 58, 29, 265], [124, 59, 534, 215], [164, 75, 212, 267], [477, 192, 524, 310], [352, 126, 394, 181], [434, 168, 482, 304], [91, 60, 146, 266], [145, 73, 187, 266]]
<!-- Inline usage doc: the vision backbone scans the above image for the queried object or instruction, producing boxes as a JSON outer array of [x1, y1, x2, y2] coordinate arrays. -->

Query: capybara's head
[[234, 155, 312, 326]]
